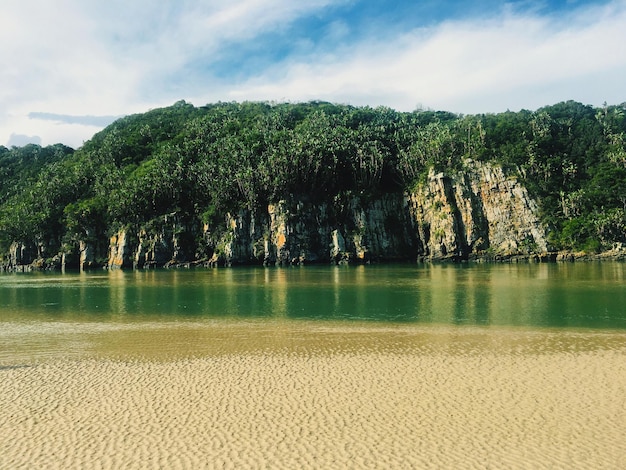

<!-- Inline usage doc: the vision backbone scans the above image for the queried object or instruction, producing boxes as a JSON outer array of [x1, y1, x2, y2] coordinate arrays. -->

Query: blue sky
[[1, 0, 624, 148]]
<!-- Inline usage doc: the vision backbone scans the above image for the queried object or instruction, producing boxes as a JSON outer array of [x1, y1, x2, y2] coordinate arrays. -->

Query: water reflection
[[1, 263, 625, 329]]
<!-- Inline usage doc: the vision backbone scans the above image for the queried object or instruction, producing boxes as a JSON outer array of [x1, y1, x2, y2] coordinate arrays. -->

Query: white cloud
[[0, 0, 146, 146], [226, 0, 626, 113]]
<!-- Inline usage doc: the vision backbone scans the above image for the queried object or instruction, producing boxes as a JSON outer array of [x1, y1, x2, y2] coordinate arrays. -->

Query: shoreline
[[2, 248, 626, 272]]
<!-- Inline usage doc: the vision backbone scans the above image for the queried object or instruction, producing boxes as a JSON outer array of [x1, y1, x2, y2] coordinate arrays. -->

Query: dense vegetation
[[1, 99, 625, 264]]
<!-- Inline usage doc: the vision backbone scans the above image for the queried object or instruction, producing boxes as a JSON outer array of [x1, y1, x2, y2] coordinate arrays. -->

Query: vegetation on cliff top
[[1, 99, 625, 262]]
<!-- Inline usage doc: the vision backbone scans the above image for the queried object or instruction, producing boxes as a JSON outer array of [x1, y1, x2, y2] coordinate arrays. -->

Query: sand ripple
[[1, 325, 626, 469]]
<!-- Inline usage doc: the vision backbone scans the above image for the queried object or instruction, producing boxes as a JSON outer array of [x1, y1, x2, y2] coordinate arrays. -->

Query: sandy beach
[[1, 322, 625, 469]]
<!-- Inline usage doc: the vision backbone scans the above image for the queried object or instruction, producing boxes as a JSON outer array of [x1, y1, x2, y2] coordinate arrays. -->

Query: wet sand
[[1, 322, 626, 469]]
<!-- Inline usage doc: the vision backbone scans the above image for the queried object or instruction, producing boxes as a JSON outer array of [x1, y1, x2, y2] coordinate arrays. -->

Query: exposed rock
[[79, 239, 96, 270], [221, 209, 268, 266], [330, 229, 347, 263], [108, 230, 133, 269], [106, 214, 199, 269], [7, 242, 37, 268], [409, 161, 548, 261], [267, 200, 329, 265], [135, 228, 171, 268], [2, 161, 567, 270], [556, 251, 576, 262], [209, 194, 417, 266], [345, 194, 417, 262], [193, 163, 550, 266]]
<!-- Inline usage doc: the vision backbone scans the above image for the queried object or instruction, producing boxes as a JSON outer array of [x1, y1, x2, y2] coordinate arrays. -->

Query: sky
[[1, 0, 625, 149]]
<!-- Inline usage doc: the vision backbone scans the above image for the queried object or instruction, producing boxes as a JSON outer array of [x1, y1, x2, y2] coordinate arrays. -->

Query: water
[[1, 263, 625, 363], [1, 263, 625, 328]]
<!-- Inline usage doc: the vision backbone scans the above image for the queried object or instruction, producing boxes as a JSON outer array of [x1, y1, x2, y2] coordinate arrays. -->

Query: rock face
[[78, 239, 96, 270], [4, 242, 37, 271], [217, 194, 417, 266], [2, 161, 553, 270], [408, 161, 548, 260], [107, 214, 195, 269], [211, 160, 548, 265], [108, 231, 133, 269]]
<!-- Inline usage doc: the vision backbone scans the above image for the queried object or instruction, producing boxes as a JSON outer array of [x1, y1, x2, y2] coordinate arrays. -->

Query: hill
[[1, 100, 625, 269]]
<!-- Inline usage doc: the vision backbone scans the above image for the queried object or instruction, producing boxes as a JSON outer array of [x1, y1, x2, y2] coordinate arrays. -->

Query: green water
[[1, 263, 625, 329]]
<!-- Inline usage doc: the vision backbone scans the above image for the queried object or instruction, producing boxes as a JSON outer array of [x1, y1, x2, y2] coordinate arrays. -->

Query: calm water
[[1, 262, 625, 327], [1, 263, 625, 362]]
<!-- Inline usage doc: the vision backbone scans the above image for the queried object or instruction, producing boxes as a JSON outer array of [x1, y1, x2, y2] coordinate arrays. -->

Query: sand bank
[[1, 323, 625, 469]]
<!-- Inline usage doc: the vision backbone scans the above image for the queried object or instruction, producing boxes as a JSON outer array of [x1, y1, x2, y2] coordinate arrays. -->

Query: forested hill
[[1, 100, 625, 269]]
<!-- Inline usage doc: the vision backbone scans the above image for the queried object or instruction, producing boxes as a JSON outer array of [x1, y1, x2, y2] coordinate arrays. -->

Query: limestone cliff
[[409, 161, 548, 260], [211, 160, 548, 265], [107, 214, 196, 269], [2, 161, 553, 270], [108, 230, 133, 269], [214, 194, 417, 266], [4, 242, 37, 271]]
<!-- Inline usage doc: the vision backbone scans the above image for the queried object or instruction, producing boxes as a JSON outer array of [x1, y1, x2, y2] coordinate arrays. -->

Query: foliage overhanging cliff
[[1, 99, 625, 269]]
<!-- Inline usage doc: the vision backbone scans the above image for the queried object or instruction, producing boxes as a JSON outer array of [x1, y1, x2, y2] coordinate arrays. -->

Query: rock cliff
[[1, 161, 554, 270], [107, 214, 195, 269], [409, 161, 548, 260], [216, 194, 417, 266], [209, 160, 548, 266]]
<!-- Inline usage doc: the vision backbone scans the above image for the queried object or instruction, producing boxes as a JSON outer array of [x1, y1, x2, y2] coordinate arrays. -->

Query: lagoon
[[2, 262, 626, 327]]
